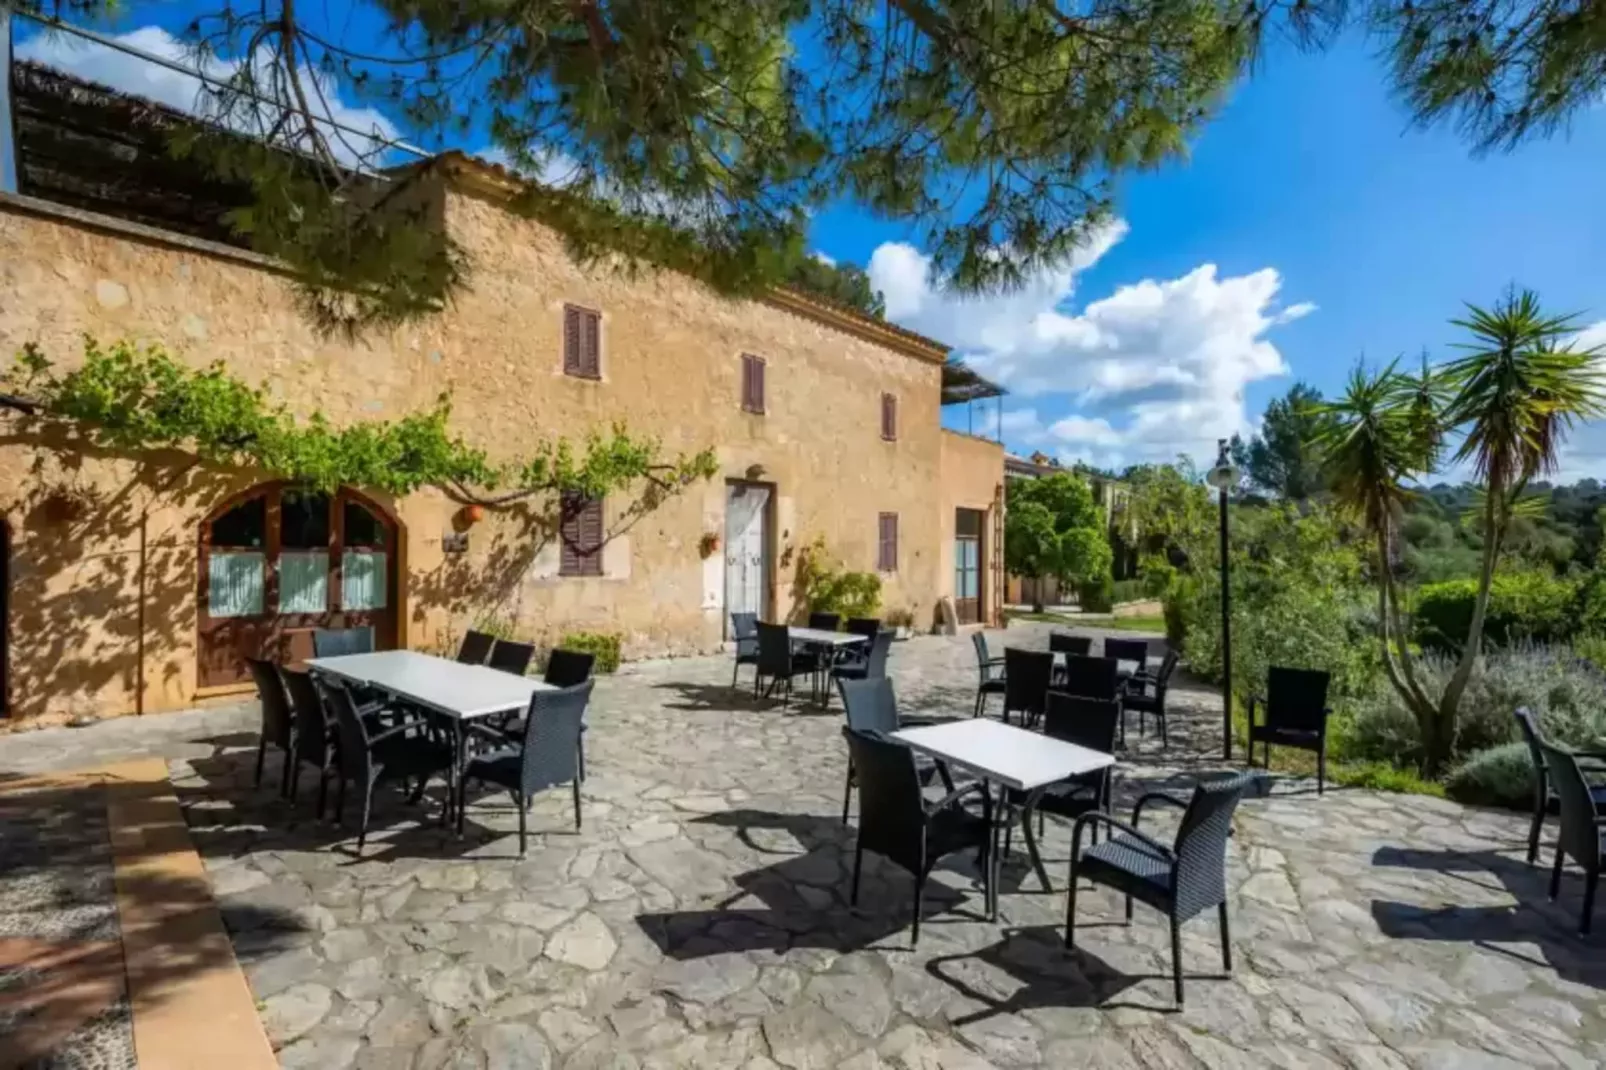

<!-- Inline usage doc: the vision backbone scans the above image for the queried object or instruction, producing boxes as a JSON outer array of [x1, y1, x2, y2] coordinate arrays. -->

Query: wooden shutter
[[564, 305, 601, 378], [560, 493, 604, 576], [741, 354, 765, 413], [878, 512, 898, 571], [881, 393, 897, 441]]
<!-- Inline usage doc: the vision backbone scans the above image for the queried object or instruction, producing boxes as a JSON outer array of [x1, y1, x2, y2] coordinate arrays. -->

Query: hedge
[[1413, 571, 1577, 652]]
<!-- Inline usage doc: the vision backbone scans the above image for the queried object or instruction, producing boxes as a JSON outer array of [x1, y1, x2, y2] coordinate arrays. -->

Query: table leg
[[1020, 786, 1053, 894], [452, 718, 466, 835], [988, 781, 1004, 922]]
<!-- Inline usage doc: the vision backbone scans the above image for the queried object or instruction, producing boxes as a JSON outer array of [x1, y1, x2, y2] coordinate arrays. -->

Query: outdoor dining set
[[248, 626, 598, 856]]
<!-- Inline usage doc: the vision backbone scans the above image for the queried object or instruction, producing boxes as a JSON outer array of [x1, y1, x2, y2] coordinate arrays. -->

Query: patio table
[[309, 650, 557, 828], [893, 718, 1114, 918], [787, 627, 867, 703]]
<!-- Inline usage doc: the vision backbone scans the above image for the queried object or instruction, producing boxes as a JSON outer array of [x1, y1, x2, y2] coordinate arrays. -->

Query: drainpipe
[[0, 6, 16, 194]]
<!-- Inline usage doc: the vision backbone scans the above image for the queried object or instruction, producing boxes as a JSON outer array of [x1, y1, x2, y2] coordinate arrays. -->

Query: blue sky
[[14, 11, 1606, 475]]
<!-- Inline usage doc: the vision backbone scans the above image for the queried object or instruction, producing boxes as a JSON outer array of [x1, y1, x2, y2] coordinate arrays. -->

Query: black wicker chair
[[1001, 648, 1054, 727], [1540, 740, 1605, 934], [1049, 632, 1092, 657], [323, 679, 455, 856], [1247, 667, 1333, 793], [545, 649, 597, 780], [488, 638, 537, 676], [1515, 708, 1606, 865], [730, 612, 760, 689], [845, 617, 882, 640], [972, 632, 1007, 719], [1059, 654, 1121, 701], [1124, 651, 1180, 747], [837, 676, 948, 823], [755, 622, 814, 707], [829, 630, 895, 697], [460, 681, 594, 854], [1067, 771, 1258, 1005], [807, 612, 841, 632], [281, 668, 336, 818], [1103, 637, 1150, 678], [1003, 692, 1120, 891], [843, 727, 993, 947], [456, 629, 496, 665], [312, 626, 375, 658], [246, 657, 294, 795]]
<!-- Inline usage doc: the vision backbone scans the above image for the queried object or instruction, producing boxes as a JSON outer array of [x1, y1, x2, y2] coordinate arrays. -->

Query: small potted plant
[[884, 606, 916, 640], [699, 532, 721, 559]]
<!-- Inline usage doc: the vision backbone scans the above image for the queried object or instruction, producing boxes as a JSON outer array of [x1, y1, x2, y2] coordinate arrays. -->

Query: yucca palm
[[1318, 290, 1605, 774]]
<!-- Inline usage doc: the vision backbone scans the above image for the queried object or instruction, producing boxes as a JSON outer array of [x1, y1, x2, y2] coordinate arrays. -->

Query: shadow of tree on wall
[[0, 422, 242, 721]]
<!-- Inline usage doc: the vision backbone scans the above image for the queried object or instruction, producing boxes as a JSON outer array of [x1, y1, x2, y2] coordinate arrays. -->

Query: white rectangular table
[[310, 651, 559, 833], [309, 650, 556, 720], [786, 628, 867, 704], [893, 719, 1115, 914]]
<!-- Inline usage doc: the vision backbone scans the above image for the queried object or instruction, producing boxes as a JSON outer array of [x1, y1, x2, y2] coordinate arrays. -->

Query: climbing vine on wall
[[2, 337, 719, 510]]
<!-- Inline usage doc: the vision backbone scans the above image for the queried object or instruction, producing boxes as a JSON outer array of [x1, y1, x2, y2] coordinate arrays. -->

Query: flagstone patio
[[4, 623, 1604, 1069]]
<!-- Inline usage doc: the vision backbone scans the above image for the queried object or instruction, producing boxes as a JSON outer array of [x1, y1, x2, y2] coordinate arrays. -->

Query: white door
[[724, 483, 770, 635]]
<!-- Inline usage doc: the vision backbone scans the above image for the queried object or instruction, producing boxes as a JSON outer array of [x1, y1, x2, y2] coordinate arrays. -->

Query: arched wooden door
[[198, 483, 398, 687]]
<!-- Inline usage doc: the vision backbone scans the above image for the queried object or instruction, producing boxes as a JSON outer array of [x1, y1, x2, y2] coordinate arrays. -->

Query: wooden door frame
[[954, 506, 985, 626], [197, 482, 400, 683]]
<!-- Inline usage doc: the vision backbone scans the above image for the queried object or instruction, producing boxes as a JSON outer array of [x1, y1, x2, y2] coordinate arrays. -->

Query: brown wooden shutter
[[564, 305, 601, 378], [559, 493, 604, 576], [582, 309, 601, 377], [881, 393, 897, 440], [742, 354, 765, 413], [878, 512, 898, 571]]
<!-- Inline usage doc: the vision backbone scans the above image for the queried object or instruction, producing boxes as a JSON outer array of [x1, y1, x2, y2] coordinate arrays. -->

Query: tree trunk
[[1373, 535, 1439, 766], [1429, 492, 1503, 775]]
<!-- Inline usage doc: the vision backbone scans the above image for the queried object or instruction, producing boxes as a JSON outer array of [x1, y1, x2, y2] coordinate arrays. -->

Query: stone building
[[0, 65, 1003, 724]]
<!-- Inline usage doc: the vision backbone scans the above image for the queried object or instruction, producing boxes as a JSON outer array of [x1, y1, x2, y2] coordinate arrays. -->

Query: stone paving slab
[[6, 624, 1605, 1069]]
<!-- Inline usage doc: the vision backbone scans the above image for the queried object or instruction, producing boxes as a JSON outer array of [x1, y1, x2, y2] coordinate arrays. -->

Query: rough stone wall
[[0, 190, 946, 722]]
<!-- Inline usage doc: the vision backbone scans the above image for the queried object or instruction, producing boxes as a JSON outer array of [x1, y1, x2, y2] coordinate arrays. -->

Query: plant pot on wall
[[699, 532, 721, 559]]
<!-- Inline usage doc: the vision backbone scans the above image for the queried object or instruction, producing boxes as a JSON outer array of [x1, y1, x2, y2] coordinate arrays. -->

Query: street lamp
[[1205, 438, 1239, 762]]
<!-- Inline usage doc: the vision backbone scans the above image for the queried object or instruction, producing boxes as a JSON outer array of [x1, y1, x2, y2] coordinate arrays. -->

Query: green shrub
[[1340, 643, 1606, 769], [1572, 572, 1606, 636], [1078, 572, 1114, 613], [1332, 761, 1447, 798], [1111, 578, 1148, 606], [1138, 553, 1177, 598], [1163, 575, 1193, 648], [1443, 743, 1533, 808], [557, 631, 622, 673], [1413, 571, 1577, 652], [1572, 632, 1606, 670], [795, 537, 882, 619]]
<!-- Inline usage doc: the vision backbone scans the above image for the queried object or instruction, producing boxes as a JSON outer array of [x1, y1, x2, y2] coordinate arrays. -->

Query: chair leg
[[911, 870, 926, 948], [841, 765, 854, 825], [850, 845, 864, 906], [1170, 912, 1185, 1005], [1064, 864, 1079, 948], [1527, 793, 1545, 865], [732, 659, 740, 690], [287, 758, 301, 806], [973, 690, 984, 719], [517, 790, 528, 856], [1159, 711, 1168, 749], [356, 783, 374, 857], [316, 767, 329, 821], [1581, 867, 1598, 936], [1550, 845, 1566, 899], [279, 747, 293, 797], [334, 775, 346, 824], [1317, 744, 1326, 795], [254, 739, 267, 788], [572, 777, 583, 831], [1218, 901, 1232, 973], [578, 735, 587, 782], [1124, 894, 1134, 924]]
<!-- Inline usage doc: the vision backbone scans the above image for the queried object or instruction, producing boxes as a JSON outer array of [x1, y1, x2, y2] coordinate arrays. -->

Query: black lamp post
[[1206, 438, 1239, 762]]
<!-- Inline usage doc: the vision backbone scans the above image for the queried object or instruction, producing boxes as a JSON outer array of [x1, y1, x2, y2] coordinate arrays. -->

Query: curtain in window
[[279, 551, 329, 613], [342, 551, 387, 610], [207, 552, 264, 617]]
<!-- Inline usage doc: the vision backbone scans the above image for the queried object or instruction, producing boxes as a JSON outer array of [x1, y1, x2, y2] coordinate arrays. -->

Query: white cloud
[[871, 222, 1309, 468], [17, 25, 401, 166], [1577, 319, 1606, 354], [811, 251, 837, 267]]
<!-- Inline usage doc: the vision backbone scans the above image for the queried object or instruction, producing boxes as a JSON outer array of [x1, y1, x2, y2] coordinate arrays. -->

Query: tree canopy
[[19, 0, 1604, 330], [1240, 382, 1337, 500], [1004, 472, 1113, 600]]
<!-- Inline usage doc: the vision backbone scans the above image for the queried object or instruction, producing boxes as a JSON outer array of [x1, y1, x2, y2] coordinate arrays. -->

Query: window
[[877, 512, 899, 572], [881, 393, 898, 441], [563, 304, 602, 379], [741, 353, 766, 414], [559, 493, 605, 577]]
